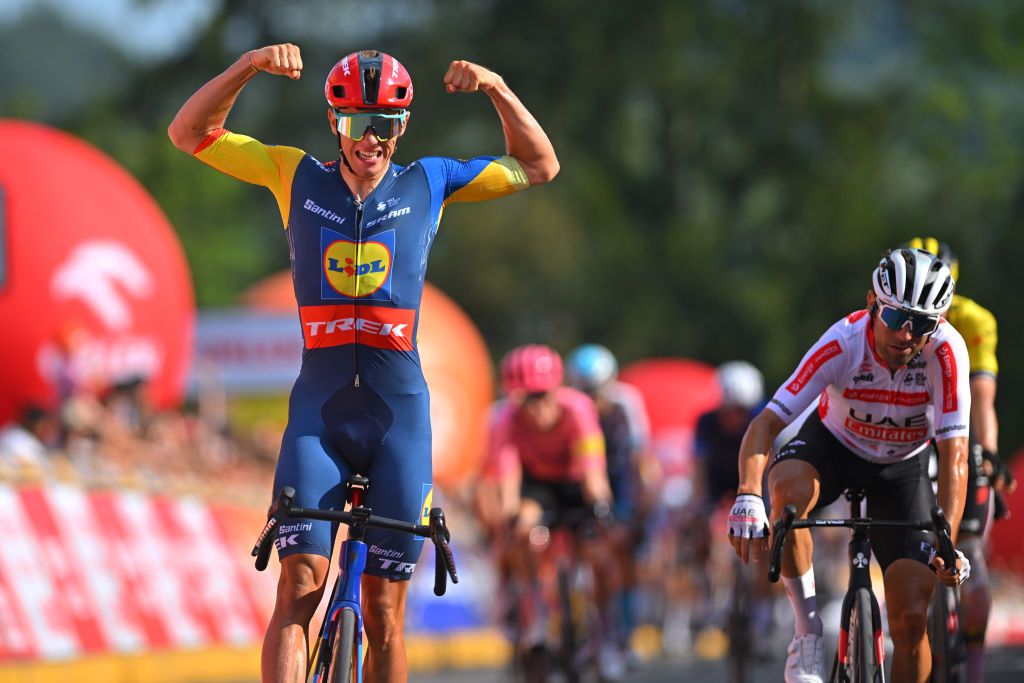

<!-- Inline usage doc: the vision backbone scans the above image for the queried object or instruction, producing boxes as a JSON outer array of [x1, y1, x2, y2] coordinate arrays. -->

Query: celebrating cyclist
[[481, 345, 620, 674], [730, 248, 971, 683], [907, 237, 1015, 683], [168, 45, 557, 683], [565, 343, 655, 663]]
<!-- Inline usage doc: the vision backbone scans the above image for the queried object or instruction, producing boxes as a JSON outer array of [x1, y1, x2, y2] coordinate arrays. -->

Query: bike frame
[[769, 489, 958, 683], [310, 479, 370, 683], [251, 476, 457, 683], [835, 491, 885, 674]]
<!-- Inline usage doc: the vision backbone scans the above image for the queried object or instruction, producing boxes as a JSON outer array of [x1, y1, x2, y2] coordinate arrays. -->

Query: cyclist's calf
[[361, 575, 409, 648], [957, 534, 990, 642], [883, 559, 935, 679]]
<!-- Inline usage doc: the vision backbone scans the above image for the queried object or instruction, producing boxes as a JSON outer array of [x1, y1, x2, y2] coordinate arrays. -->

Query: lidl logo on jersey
[[321, 227, 395, 301], [420, 483, 433, 525]]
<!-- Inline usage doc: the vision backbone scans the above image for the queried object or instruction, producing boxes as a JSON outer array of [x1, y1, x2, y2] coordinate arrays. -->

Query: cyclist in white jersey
[[728, 248, 972, 683]]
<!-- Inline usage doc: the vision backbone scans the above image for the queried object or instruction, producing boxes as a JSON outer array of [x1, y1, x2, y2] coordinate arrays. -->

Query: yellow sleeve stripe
[[574, 433, 606, 460], [443, 156, 530, 207], [195, 130, 305, 229]]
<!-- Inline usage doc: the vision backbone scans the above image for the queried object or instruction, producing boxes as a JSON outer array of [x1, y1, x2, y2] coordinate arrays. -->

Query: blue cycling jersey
[[194, 130, 528, 578]]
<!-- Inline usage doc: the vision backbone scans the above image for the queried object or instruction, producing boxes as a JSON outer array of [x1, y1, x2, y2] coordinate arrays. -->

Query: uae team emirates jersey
[[766, 309, 971, 463]]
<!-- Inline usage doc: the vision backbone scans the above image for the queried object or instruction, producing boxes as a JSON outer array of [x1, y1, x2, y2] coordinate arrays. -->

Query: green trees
[[3, 0, 1023, 449]]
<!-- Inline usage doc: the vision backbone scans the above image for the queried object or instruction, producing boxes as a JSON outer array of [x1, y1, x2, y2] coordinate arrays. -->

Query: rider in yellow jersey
[[907, 237, 1017, 683]]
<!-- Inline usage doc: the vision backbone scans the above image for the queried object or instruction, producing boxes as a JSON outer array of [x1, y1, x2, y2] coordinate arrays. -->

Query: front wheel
[[847, 588, 883, 683], [328, 606, 359, 683], [928, 586, 966, 683]]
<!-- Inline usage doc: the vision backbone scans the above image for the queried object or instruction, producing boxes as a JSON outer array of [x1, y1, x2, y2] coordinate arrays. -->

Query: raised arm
[[168, 44, 303, 153], [442, 60, 559, 186]]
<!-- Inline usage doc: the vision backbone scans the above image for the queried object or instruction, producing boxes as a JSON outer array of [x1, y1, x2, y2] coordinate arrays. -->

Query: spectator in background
[[0, 404, 56, 472]]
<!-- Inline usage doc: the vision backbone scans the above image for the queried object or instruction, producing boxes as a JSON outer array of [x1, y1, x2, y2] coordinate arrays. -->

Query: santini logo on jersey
[[303, 198, 346, 226]]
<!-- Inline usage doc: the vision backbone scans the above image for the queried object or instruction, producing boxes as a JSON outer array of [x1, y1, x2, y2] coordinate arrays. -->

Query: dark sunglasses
[[522, 390, 550, 404], [878, 304, 940, 337]]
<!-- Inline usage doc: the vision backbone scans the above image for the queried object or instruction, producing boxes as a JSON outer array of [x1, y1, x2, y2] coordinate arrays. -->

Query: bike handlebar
[[767, 503, 958, 584], [251, 487, 459, 596]]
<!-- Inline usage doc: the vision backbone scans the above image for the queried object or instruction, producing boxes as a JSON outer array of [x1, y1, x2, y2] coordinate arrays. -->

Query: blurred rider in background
[[565, 344, 655, 662], [692, 362, 776, 651], [480, 344, 623, 677], [907, 236, 1016, 683]]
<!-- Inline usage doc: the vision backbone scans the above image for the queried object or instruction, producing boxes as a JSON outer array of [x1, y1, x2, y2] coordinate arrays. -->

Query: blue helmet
[[565, 344, 618, 392]]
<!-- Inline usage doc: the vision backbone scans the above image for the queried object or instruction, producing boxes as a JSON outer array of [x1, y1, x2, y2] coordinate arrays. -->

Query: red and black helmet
[[324, 50, 413, 110]]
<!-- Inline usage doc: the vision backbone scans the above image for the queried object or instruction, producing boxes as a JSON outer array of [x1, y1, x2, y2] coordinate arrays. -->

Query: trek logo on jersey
[[300, 304, 415, 351], [787, 340, 842, 394], [321, 227, 394, 301], [420, 484, 434, 525], [936, 342, 958, 413]]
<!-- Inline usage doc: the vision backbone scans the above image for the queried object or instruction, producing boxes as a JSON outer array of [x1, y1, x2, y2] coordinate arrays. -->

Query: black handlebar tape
[[929, 506, 957, 570], [253, 487, 298, 571], [434, 544, 447, 597], [768, 504, 797, 583], [994, 490, 1009, 520]]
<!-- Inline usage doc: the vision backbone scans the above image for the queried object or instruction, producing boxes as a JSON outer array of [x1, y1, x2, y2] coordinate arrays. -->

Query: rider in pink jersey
[[485, 385, 608, 485], [729, 248, 972, 683], [478, 345, 620, 674]]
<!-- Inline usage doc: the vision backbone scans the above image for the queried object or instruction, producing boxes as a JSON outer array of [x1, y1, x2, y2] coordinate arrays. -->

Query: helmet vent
[[332, 85, 346, 98], [394, 86, 407, 100]]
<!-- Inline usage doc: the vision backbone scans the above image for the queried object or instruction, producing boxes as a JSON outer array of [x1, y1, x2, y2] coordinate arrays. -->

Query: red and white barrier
[[0, 483, 275, 663]]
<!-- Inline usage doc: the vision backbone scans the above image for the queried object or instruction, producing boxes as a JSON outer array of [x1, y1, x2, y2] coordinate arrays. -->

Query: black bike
[[769, 488, 958, 683]]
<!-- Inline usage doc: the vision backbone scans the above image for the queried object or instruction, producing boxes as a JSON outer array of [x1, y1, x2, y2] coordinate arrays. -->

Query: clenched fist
[[249, 43, 303, 80], [443, 60, 500, 93]]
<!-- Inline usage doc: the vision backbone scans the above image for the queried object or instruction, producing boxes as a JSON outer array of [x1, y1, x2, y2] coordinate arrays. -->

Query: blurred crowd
[[0, 375, 278, 502]]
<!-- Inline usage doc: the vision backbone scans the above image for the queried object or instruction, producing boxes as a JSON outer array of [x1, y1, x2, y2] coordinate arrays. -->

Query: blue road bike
[[252, 475, 458, 683]]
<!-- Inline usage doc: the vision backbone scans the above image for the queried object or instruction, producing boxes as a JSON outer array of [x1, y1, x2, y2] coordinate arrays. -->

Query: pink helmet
[[500, 344, 564, 395]]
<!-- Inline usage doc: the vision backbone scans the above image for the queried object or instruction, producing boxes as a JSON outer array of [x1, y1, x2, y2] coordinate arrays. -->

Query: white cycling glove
[[929, 547, 971, 585], [728, 493, 769, 539]]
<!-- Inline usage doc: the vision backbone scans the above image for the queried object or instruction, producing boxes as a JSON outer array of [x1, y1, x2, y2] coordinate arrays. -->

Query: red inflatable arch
[[619, 358, 720, 505], [0, 120, 195, 422], [241, 271, 493, 487]]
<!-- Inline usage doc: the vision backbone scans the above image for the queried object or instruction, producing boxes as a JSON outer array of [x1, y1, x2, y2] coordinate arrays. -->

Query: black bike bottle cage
[[358, 51, 384, 105]]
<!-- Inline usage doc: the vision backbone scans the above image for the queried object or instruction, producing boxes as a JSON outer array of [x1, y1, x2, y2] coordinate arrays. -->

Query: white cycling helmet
[[716, 361, 764, 409], [872, 248, 955, 316]]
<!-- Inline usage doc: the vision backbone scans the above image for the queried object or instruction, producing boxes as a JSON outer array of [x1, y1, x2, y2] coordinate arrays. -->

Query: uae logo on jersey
[[321, 227, 395, 301]]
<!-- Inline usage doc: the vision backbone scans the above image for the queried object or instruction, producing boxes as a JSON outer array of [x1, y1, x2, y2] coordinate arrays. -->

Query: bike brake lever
[[929, 506, 958, 573], [768, 505, 796, 584], [253, 487, 297, 571]]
